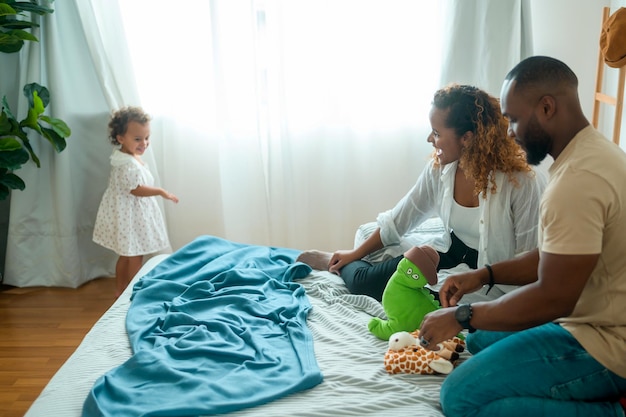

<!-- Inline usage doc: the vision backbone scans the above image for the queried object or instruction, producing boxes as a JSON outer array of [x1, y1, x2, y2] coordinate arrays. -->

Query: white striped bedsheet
[[26, 254, 462, 417]]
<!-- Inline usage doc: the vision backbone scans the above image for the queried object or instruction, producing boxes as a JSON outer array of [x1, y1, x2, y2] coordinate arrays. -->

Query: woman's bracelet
[[484, 264, 495, 294]]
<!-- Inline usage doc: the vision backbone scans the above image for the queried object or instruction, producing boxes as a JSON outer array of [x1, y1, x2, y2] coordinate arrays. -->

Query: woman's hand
[[328, 250, 360, 275]]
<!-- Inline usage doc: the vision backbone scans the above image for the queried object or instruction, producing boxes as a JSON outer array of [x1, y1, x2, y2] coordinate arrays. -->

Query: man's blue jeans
[[441, 322, 626, 417]]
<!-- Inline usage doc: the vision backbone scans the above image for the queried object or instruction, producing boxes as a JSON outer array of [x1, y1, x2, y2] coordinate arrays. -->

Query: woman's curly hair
[[432, 84, 531, 198], [107, 106, 151, 145]]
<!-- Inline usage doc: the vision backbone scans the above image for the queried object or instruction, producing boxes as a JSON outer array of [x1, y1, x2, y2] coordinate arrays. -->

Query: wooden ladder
[[592, 6, 626, 145]]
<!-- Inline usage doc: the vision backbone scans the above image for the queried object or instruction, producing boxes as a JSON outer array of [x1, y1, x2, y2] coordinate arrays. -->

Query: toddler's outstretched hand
[[163, 190, 179, 203]]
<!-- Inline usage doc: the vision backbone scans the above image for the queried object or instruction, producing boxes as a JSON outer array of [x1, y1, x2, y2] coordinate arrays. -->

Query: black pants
[[340, 231, 478, 302]]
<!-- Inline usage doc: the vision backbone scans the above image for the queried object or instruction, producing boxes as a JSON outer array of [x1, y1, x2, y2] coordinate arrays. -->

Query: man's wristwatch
[[455, 304, 476, 333]]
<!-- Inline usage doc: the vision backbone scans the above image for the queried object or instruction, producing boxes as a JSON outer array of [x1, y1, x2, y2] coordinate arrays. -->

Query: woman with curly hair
[[297, 84, 546, 302]]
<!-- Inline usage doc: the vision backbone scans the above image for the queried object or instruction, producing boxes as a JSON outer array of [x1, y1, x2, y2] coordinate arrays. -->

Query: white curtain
[[439, 0, 533, 96], [118, 0, 444, 254], [3, 0, 160, 287], [3, 0, 533, 287]]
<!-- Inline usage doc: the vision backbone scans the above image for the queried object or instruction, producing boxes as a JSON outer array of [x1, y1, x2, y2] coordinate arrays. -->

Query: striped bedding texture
[[27, 239, 463, 417]]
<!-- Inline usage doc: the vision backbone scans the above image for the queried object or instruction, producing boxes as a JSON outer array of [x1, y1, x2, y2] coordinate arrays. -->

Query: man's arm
[[419, 251, 599, 347], [440, 249, 540, 307], [473, 252, 599, 330]]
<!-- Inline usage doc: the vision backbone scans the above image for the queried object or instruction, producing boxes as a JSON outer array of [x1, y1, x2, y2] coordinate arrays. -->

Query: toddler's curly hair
[[107, 106, 151, 145], [432, 84, 531, 198]]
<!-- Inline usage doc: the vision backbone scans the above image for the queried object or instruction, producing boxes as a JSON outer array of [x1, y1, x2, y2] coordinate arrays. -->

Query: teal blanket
[[83, 236, 322, 417]]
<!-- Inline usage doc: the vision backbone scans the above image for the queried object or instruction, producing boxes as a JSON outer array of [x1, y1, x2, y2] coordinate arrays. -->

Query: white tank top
[[449, 199, 480, 250]]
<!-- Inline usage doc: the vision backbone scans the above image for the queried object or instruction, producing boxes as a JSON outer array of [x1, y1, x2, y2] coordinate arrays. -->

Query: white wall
[[530, 0, 625, 149]]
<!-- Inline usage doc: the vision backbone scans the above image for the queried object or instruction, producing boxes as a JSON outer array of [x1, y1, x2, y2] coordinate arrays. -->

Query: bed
[[25, 219, 484, 417]]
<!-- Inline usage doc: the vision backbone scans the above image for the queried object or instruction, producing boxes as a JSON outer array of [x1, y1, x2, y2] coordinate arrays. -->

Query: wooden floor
[[0, 277, 116, 417]]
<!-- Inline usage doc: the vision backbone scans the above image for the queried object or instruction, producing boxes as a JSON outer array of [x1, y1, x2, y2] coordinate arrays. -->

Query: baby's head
[[107, 106, 151, 146]]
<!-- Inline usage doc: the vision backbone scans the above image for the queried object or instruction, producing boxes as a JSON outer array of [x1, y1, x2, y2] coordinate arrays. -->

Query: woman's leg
[[295, 250, 332, 271], [441, 323, 626, 417], [295, 250, 405, 300], [438, 231, 478, 270], [317, 232, 478, 301], [339, 256, 403, 301]]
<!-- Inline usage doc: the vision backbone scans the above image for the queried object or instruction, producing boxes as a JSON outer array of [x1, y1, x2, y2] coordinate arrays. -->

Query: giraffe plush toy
[[385, 330, 465, 375], [368, 245, 441, 340]]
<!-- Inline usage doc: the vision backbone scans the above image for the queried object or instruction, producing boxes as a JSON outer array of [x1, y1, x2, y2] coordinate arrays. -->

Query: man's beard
[[521, 116, 552, 166]]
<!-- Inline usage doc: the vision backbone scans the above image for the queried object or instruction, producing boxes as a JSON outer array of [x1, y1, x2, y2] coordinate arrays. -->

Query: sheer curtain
[[439, 0, 533, 96], [119, 0, 444, 253], [436, 1, 551, 174], [3, 0, 158, 287], [3, 1, 535, 287]]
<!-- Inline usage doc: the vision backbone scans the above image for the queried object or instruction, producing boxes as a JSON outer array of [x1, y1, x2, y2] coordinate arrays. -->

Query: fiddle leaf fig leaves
[[0, 1, 69, 197]]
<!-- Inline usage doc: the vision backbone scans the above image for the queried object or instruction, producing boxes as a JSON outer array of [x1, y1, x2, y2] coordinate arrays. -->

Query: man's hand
[[418, 307, 463, 350], [439, 269, 485, 307]]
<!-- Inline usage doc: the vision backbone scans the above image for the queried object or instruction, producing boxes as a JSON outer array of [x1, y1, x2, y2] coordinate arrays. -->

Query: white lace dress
[[93, 149, 169, 256]]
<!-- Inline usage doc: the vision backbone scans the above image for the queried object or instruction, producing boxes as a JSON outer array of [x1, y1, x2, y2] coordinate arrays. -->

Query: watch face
[[455, 304, 471, 322]]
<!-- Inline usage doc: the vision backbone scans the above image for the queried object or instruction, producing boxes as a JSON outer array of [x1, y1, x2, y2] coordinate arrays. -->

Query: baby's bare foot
[[296, 250, 333, 270]]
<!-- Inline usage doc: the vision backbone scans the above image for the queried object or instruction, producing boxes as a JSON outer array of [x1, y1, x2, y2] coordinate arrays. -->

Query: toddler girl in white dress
[[93, 107, 178, 297]]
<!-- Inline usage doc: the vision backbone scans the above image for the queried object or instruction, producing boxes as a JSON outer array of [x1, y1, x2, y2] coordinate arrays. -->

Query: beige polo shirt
[[540, 125, 626, 378]]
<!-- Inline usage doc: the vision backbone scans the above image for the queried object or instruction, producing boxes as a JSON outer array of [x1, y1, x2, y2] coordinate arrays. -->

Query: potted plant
[[1, 83, 71, 199], [0, 0, 71, 283], [0, 0, 71, 200]]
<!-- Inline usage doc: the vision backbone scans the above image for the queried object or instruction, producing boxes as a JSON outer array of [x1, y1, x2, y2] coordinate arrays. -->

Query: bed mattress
[[26, 238, 468, 416]]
